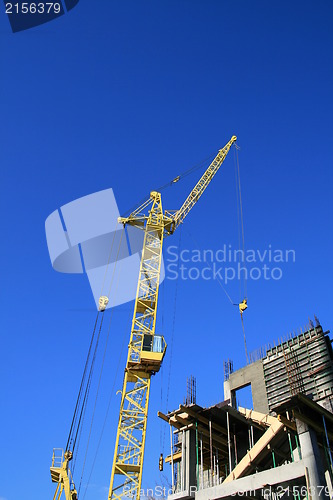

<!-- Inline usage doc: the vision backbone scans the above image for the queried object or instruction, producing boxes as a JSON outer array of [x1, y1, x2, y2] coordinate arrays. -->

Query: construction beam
[[179, 405, 228, 436], [181, 422, 228, 450], [223, 418, 284, 483], [159, 409, 228, 446], [238, 407, 296, 431], [293, 411, 333, 441], [157, 411, 170, 424], [159, 411, 228, 455], [171, 414, 189, 427], [297, 394, 333, 425]]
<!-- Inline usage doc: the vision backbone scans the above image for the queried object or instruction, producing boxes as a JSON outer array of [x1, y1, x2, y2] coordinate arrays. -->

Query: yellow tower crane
[[108, 135, 237, 500], [49, 136, 237, 500]]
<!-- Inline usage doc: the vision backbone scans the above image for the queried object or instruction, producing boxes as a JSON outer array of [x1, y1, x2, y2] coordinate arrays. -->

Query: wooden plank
[[165, 451, 182, 464], [224, 419, 284, 483], [179, 404, 228, 436]]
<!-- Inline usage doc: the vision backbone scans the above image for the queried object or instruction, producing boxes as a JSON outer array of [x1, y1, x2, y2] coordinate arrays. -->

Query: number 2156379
[[5, 3, 61, 14]]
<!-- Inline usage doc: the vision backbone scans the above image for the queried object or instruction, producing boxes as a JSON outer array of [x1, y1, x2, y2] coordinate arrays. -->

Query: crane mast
[[108, 135, 237, 500]]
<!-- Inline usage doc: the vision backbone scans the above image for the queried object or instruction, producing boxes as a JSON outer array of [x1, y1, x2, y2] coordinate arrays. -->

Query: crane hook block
[[172, 176, 180, 184], [99, 296, 109, 312], [159, 453, 164, 471], [64, 450, 73, 461], [239, 299, 248, 315]]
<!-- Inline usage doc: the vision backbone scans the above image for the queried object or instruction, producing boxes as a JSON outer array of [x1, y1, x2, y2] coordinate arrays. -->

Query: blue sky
[[0, 1, 332, 499]]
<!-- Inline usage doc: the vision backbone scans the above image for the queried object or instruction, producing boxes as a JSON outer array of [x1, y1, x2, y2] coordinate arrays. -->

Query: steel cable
[[120, 152, 216, 218], [66, 311, 100, 453], [77, 232, 125, 495]]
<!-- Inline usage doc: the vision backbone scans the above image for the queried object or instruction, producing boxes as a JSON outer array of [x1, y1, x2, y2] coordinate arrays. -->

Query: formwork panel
[[262, 327, 333, 412]]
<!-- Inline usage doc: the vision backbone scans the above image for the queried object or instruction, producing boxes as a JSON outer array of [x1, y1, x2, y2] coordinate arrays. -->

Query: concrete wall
[[224, 360, 269, 414]]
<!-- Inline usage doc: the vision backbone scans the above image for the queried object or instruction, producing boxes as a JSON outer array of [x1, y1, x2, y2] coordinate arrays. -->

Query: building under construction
[[47, 137, 332, 500], [159, 322, 333, 500]]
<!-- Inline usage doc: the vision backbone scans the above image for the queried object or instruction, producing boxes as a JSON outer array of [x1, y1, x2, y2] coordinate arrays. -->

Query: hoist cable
[[78, 308, 114, 495], [234, 147, 242, 301], [235, 145, 247, 298], [100, 222, 118, 299], [72, 410, 84, 473], [73, 230, 124, 475], [82, 307, 133, 500], [155, 153, 216, 193], [72, 312, 105, 454], [107, 229, 124, 298], [78, 234, 125, 495], [66, 311, 100, 452], [234, 144, 249, 363], [121, 152, 216, 218], [159, 363, 163, 450], [159, 282, 165, 450], [241, 314, 249, 364], [186, 229, 235, 306], [72, 320, 104, 474], [162, 227, 182, 453]]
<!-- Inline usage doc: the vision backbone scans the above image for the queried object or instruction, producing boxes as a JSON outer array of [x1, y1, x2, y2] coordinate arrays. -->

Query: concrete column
[[184, 429, 197, 494], [296, 419, 326, 500], [223, 381, 236, 409]]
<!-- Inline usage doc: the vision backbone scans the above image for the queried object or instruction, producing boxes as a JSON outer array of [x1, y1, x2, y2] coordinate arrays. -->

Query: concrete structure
[[159, 323, 333, 500], [224, 325, 333, 414], [224, 360, 269, 414]]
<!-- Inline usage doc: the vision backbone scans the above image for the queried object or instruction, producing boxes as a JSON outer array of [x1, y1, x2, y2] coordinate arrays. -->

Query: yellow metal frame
[[50, 449, 77, 500], [108, 137, 237, 500], [109, 191, 165, 500]]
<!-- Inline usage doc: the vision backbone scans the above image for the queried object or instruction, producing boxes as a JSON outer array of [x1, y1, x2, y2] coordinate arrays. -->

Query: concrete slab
[[193, 460, 306, 500]]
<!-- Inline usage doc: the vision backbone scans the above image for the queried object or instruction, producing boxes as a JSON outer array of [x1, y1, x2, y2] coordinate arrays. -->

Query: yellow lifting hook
[[239, 299, 249, 364], [239, 298, 248, 316], [99, 296, 109, 312]]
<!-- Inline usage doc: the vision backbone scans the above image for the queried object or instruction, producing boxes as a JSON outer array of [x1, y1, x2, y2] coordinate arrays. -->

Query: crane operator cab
[[139, 334, 166, 374]]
